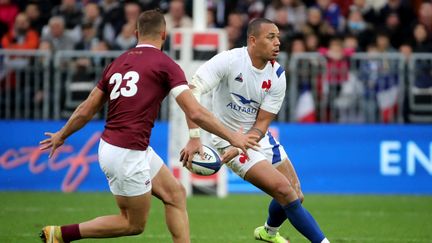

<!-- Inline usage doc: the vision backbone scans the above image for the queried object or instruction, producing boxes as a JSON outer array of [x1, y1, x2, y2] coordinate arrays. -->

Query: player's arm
[[248, 108, 276, 140], [174, 87, 259, 167], [40, 87, 107, 158], [222, 109, 276, 163], [180, 51, 231, 165], [181, 75, 213, 164]]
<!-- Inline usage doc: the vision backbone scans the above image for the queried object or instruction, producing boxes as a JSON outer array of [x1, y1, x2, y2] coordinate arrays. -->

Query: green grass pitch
[[1, 192, 431, 242]]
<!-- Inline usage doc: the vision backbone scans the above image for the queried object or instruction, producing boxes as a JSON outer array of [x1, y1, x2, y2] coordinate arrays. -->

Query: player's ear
[[135, 29, 138, 39], [248, 35, 256, 46], [161, 31, 166, 41]]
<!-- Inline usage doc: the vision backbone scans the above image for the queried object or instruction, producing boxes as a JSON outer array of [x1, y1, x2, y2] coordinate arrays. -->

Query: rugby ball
[[189, 145, 222, 176]]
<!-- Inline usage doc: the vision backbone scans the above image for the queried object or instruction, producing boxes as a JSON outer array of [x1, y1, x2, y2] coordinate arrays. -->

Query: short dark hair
[[137, 9, 165, 37], [247, 18, 274, 37]]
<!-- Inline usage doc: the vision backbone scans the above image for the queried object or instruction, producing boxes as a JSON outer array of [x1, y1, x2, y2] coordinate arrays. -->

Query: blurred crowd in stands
[[0, 0, 431, 123], [1, 0, 431, 55]]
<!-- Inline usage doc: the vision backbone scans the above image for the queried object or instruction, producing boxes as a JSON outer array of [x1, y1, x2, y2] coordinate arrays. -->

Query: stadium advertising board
[[0, 121, 431, 194]]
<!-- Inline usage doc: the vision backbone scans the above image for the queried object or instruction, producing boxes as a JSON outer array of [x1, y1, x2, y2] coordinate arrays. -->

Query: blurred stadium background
[[0, 0, 431, 242]]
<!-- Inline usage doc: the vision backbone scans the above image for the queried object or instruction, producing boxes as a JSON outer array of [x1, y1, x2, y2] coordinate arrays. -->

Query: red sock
[[60, 224, 82, 242]]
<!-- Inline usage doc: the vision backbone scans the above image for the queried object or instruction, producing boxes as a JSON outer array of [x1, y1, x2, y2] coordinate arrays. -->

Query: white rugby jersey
[[195, 47, 286, 147]]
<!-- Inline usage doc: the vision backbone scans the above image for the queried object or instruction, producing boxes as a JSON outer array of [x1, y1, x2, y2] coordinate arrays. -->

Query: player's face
[[255, 23, 280, 60]]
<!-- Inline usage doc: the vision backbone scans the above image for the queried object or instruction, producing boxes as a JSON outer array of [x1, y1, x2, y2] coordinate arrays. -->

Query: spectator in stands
[[74, 22, 99, 51], [164, 0, 192, 33], [349, 0, 378, 25], [378, 0, 415, 35], [343, 8, 374, 51], [24, 3, 45, 34], [410, 23, 432, 53], [264, 0, 306, 31], [51, 0, 83, 43], [399, 43, 412, 60], [82, 2, 102, 33], [236, 0, 266, 20], [319, 37, 354, 85], [343, 34, 359, 51], [41, 16, 77, 51], [319, 37, 355, 121], [417, 2, 432, 37], [410, 23, 432, 89], [288, 35, 306, 55], [206, 7, 216, 28], [315, 0, 345, 32], [97, 0, 123, 45], [273, 7, 295, 53], [123, 1, 142, 26], [226, 11, 248, 48], [380, 12, 406, 49], [114, 22, 137, 50], [225, 25, 241, 49], [375, 31, 396, 53], [1, 13, 39, 50], [305, 33, 319, 51], [0, 0, 19, 38], [301, 7, 335, 47]]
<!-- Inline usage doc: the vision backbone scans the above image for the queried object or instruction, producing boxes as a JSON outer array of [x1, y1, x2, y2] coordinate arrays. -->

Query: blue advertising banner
[[228, 124, 432, 194], [0, 121, 167, 192], [0, 121, 431, 194]]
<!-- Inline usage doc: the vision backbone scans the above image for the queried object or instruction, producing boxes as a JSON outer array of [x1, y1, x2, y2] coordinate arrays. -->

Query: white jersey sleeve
[[260, 64, 286, 114], [194, 50, 231, 94]]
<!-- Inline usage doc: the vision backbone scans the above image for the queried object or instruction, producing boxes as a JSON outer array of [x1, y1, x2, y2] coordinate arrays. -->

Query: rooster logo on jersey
[[262, 79, 272, 92]]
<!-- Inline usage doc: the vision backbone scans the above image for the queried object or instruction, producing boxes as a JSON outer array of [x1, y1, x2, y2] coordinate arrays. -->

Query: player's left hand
[[180, 138, 203, 170], [39, 131, 65, 158], [220, 146, 242, 164]]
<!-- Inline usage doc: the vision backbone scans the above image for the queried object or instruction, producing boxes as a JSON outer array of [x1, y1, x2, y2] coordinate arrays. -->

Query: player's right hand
[[39, 131, 65, 159], [229, 127, 260, 155], [180, 138, 203, 170], [220, 146, 242, 164]]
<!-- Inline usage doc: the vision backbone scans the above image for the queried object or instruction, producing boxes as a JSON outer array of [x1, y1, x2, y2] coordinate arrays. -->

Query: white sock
[[264, 222, 280, 236], [321, 238, 330, 243]]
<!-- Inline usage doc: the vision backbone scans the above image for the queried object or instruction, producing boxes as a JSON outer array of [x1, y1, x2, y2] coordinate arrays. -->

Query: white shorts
[[98, 139, 164, 197], [218, 131, 288, 178]]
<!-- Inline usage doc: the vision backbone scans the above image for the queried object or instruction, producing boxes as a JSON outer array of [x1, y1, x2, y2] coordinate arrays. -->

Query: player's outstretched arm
[[40, 87, 107, 158]]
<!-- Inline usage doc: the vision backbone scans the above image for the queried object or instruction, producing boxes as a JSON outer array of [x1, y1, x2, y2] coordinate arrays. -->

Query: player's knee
[[171, 184, 187, 205], [163, 182, 187, 207], [127, 223, 145, 235], [272, 181, 296, 204], [298, 192, 305, 203]]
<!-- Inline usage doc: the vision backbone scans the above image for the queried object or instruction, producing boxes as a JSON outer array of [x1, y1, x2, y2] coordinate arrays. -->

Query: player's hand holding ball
[[180, 139, 222, 175]]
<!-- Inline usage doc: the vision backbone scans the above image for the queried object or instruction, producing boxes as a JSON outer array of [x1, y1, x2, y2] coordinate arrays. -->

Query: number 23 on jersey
[[109, 71, 139, 100]]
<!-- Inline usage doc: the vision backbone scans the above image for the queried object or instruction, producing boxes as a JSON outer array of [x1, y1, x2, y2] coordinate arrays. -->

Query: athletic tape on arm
[[170, 84, 189, 98]]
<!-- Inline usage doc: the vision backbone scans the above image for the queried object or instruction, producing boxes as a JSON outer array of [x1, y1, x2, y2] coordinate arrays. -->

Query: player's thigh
[[115, 192, 152, 227], [151, 165, 186, 204], [244, 160, 297, 203]]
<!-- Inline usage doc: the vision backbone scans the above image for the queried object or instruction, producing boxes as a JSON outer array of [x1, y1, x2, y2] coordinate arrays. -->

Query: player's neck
[[136, 39, 162, 50], [247, 47, 266, 70]]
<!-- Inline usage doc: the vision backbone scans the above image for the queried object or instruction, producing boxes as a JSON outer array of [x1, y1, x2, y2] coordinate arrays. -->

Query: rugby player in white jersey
[[180, 18, 330, 243]]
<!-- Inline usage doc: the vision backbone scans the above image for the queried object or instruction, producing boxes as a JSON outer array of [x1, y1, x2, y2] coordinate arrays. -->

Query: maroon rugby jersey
[[97, 45, 187, 150]]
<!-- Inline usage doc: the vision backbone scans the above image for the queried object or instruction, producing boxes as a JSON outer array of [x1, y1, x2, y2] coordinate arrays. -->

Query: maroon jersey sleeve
[[96, 62, 113, 94], [164, 59, 188, 90]]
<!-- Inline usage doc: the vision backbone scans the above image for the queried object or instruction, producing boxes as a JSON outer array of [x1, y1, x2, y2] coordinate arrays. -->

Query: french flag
[[295, 87, 316, 123], [376, 83, 398, 123]]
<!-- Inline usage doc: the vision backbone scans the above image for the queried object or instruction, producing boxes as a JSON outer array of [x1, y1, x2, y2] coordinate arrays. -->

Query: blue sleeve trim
[[276, 66, 284, 78]]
